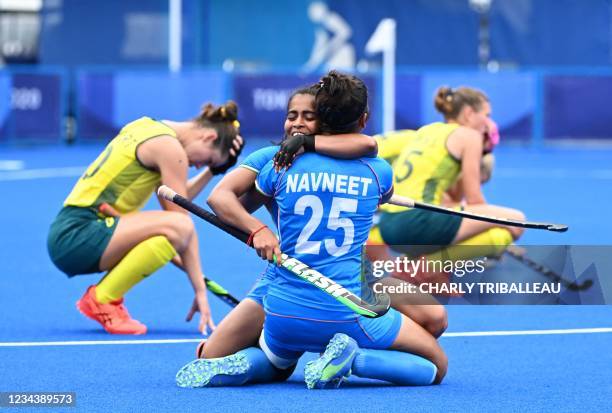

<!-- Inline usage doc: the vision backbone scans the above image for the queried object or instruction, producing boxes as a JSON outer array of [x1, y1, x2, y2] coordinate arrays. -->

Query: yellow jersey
[[374, 129, 418, 165], [64, 117, 176, 214], [380, 122, 461, 213]]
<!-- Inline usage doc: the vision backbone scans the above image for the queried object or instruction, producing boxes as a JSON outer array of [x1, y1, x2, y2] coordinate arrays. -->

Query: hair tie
[[233, 120, 240, 129], [445, 89, 454, 102]]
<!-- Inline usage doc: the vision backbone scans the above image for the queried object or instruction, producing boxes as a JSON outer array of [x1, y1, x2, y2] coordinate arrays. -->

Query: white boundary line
[[0, 338, 204, 347], [442, 327, 612, 337], [0, 327, 611, 347], [0, 160, 25, 171], [0, 166, 85, 181]]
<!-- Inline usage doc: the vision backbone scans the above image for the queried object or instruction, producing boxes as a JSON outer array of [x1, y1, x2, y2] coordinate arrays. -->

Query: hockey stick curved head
[[547, 224, 569, 232]]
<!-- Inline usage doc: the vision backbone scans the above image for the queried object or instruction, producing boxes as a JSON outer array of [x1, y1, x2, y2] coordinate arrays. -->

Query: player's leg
[[379, 277, 448, 338], [368, 221, 448, 337], [386, 313, 447, 383], [182, 273, 297, 387], [200, 267, 273, 357], [176, 346, 288, 388], [305, 310, 444, 388], [94, 210, 193, 301], [453, 204, 525, 243], [201, 299, 264, 358], [353, 310, 445, 384], [99, 210, 194, 270], [177, 319, 301, 388], [419, 205, 524, 266], [200, 267, 297, 379], [80, 211, 194, 334]]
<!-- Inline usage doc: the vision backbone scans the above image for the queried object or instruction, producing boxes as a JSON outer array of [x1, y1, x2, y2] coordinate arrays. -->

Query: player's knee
[[508, 209, 526, 240], [426, 306, 448, 338], [162, 212, 194, 251]]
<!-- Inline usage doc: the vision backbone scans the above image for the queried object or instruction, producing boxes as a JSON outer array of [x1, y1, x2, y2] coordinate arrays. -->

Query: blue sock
[[239, 347, 286, 383], [352, 349, 437, 385]]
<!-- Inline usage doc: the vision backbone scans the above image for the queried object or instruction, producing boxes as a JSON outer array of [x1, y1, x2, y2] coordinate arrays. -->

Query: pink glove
[[484, 118, 500, 152]]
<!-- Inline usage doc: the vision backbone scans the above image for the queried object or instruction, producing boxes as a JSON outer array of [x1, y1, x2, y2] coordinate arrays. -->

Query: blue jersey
[[256, 153, 393, 318], [240, 146, 279, 219], [240, 145, 278, 175]]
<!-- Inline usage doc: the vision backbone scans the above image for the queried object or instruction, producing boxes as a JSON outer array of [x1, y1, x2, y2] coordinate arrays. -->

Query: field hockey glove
[[274, 134, 315, 169], [210, 136, 245, 175]]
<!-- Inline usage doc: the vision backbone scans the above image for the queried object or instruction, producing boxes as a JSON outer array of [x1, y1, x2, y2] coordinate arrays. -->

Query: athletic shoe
[[176, 353, 250, 388], [304, 333, 358, 389], [76, 285, 147, 335]]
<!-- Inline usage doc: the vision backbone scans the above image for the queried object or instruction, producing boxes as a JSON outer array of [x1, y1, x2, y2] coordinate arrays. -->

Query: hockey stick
[[388, 195, 568, 232], [204, 278, 240, 307]]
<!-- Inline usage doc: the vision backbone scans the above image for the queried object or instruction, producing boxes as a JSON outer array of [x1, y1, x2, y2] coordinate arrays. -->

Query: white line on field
[[0, 166, 85, 181], [496, 167, 612, 180], [0, 327, 610, 347], [0, 160, 25, 171], [442, 327, 612, 337], [0, 338, 204, 347]]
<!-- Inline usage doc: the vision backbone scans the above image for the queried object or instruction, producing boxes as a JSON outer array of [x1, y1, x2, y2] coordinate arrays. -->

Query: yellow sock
[[367, 225, 385, 245], [424, 228, 513, 262], [95, 235, 177, 304]]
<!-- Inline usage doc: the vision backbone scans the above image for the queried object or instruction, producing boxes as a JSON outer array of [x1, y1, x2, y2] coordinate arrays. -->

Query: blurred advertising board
[[0, 71, 64, 142]]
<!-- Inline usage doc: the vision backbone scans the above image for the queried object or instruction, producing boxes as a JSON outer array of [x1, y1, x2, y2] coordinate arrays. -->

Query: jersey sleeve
[[240, 146, 279, 174], [372, 158, 394, 201], [375, 130, 416, 163], [255, 159, 277, 198]]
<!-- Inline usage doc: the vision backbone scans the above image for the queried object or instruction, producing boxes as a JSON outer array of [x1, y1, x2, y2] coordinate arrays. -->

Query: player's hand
[[185, 290, 216, 335], [231, 135, 244, 157], [480, 153, 495, 184], [210, 135, 245, 175], [252, 227, 283, 264], [273, 134, 315, 171]]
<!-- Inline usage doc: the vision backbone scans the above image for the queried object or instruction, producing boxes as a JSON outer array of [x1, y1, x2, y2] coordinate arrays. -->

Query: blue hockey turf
[[1, 142, 611, 412]]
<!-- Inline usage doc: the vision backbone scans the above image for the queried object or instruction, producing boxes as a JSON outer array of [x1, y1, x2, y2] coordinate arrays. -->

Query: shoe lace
[[112, 302, 131, 321], [96, 301, 130, 325]]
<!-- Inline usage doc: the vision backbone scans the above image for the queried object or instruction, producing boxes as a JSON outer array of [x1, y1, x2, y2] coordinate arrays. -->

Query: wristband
[[247, 225, 268, 246]]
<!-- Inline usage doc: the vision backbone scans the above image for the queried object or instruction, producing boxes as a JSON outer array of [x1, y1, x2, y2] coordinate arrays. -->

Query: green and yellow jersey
[[374, 129, 418, 165], [380, 122, 461, 214], [64, 117, 176, 214]]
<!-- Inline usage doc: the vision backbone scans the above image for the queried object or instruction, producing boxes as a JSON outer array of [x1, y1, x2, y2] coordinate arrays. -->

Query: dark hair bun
[[199, 100, 238, 123], [316, 70, 368, 132], [434, 86, 454, 116]]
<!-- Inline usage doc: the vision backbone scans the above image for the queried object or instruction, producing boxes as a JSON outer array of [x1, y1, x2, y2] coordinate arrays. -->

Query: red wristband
[[247, 225, 268, 246]]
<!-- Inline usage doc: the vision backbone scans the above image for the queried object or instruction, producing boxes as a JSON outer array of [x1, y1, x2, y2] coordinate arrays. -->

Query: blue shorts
[[259, 295, 402, 368], [245, 265, 275, 306]]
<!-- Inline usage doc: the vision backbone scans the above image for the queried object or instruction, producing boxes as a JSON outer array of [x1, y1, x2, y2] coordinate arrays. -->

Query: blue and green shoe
[[176, 353, 250, 388], [304, 333, 359, 389]]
